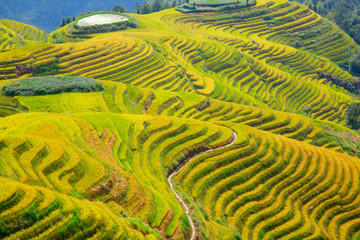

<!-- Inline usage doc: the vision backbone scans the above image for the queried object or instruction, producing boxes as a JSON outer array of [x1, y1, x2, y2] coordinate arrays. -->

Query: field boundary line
[[168, 130, 238, 240]]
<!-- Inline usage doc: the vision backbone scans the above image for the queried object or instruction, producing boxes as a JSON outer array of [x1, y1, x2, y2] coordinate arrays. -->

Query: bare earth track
[[168, 131, 238, 240]]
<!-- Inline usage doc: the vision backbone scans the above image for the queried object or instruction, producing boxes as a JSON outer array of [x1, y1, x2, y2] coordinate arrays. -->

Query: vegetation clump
[[349, 48, 360, 76], [35, 59, 60, 76], [346, 102, 360, 130], [1, 76, 104, 96], [112, 5, 129, 13]]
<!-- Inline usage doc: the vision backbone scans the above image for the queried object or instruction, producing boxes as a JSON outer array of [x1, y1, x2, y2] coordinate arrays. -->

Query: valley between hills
[[1, 0, 360, 239]]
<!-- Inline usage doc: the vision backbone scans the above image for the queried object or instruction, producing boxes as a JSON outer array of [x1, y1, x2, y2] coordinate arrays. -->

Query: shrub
[[112, 5, 128, 13], [346, 102, 360, 130], [36, 59, 60, 76], [1, 76, 104, 96]]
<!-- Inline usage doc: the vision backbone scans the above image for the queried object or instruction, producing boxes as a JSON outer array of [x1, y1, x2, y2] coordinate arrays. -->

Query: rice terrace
[[1, 0, 360, 239]]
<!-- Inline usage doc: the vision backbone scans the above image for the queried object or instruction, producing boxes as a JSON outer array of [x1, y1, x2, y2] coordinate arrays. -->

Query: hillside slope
[[1, 0, 360, 239], [0, 0, 136, 32]]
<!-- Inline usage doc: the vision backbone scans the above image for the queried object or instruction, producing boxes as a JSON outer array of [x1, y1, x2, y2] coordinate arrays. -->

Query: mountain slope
[[1, 0, 360, 239]]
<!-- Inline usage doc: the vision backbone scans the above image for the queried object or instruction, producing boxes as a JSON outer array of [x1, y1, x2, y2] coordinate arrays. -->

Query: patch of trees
[[112, 5, 128, 13], [60, 16, 76, 27], [346, 102, 360, 130], [350, 49, 360, 77]]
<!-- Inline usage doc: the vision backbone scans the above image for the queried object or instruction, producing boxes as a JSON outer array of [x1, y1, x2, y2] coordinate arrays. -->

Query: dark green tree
[[60, 18, 66, 27], [65, 16, 72, 24], [153, 0, 163, 12], [350, 49, 360, 76], [346, 102, 360, 129], [135, 1, 141, 14], [113, 5, 128, 13], [304, 0, 315, 10], [164, 0, 171, 9], [142, 3, 153, 13]]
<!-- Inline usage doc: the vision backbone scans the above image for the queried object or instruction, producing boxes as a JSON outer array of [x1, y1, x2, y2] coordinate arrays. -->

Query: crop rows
[[161, 0, 354, 80], [0, 176, 159, 239], [0, 0, 359, 239], [175, 124, 360, 239], [3, 83, 360, 239], [0, 37, 195, 93], [0, 1, 356, 126], [0, 19, 46, 52], [0, 112, 234, 239], [16, 81, 359, 156], [0, 28, 24, 52], [160, 34, 353, 123], [0, 19, 47, 42]]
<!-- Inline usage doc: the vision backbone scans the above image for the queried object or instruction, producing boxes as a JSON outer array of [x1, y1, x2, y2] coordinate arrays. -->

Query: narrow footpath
[[168, 131, 238, 240]]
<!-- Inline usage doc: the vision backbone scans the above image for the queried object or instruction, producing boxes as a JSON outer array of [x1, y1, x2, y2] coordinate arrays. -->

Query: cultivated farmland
[[0, 0, 360, 239]]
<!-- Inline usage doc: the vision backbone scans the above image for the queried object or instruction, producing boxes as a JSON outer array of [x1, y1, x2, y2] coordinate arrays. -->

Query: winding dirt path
[[168, 131, 238, 240]]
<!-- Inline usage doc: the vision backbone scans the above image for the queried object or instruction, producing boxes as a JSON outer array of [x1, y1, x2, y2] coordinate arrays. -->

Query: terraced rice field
[[0, 19, 47, 51], [0, 0, 356, 124], [0, 112, 234, 239], [1, 0, 360, 239]]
